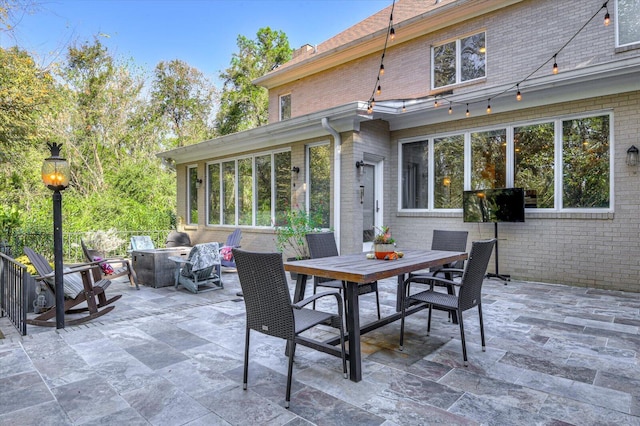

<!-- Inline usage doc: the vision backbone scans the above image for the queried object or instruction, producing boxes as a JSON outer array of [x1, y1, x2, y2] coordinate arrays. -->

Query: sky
[[2, 0, 392, 85]]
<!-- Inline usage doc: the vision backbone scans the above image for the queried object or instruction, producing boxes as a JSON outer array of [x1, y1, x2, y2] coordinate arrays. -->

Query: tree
[[150, 59, 217, 148], [216, 27, 291, 135]]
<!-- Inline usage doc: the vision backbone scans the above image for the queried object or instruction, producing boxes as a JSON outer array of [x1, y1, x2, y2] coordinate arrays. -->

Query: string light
[[402, 100, 406, 112], [390, 27, 395, 40], [552, 54, 558, 74], [465, 104, 470, 117], [516, 84, 522, 101], [379, 63, 385, 76], [448, 103, 453, 114], [604, 3, 610, 26], [377, 85, 381, 95], [434, 98, 439, 108], [371, 98, 376, 107], [486, 99, 491, 114]]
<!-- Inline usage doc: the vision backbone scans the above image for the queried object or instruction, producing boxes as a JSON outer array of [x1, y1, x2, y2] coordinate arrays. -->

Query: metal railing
[[11, 230, 172, 263], [0, 252, 30, 336]]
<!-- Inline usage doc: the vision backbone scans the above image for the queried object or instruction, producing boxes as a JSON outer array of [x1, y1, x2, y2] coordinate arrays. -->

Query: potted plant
[[373, 225, 396, 259], [275, 208, 322, 279]]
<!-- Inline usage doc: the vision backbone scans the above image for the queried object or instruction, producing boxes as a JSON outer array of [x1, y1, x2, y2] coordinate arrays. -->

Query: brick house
[[158, 0, 640, 291]]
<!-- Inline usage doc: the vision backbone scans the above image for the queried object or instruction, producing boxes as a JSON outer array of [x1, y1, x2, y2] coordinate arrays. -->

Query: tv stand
[[486, 222, 511, 284]]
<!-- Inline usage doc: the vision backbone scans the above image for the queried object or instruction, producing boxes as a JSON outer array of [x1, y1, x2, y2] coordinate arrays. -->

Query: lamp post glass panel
[[41, 142, 70, 329]]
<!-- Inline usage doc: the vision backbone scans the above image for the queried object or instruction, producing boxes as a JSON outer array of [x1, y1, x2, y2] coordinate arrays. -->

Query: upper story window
[[432, 32, 486, 89], [616, 0, 640, 47], [280, 93, 291, 120], [399, 113, 611, 212]]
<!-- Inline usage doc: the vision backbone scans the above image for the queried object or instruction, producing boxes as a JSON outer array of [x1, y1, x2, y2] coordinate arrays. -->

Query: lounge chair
[[81, 239, 139, 290], [219, 228, 242, 268], [170, 242, 223, 293], [24, 247, 121, 327]]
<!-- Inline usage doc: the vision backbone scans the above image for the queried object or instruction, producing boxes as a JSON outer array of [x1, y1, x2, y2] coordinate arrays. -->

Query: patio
[[1, 271, 640, 425]]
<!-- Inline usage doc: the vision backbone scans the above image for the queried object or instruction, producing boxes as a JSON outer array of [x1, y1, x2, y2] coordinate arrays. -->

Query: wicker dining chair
[[306, 232, 381, 319], [399, 239, 496, 366], [232, 248, 347, 408]]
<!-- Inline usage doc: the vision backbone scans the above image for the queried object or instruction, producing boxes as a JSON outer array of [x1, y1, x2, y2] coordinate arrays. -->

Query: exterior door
[[362, 162, 382, 252]]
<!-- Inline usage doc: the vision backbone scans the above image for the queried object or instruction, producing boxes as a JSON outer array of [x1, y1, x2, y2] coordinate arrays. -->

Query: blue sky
[[3, 0, 391, 85]]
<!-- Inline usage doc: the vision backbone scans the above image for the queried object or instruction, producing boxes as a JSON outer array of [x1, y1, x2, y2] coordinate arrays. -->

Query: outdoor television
[[463, 188, 525, 223]]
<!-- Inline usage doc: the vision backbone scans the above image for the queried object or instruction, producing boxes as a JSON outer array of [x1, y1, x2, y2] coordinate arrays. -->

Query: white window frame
[[431, 31, 486, 90], [279, 93, 291, 121], [398, 111, 614, 214]]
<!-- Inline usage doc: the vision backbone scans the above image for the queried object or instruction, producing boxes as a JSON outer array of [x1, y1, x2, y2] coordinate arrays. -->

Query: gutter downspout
[[321, 117, 341, 252]]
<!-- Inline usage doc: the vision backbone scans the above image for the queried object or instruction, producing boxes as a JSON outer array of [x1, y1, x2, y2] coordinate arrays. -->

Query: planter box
[[132, 247, 191, 288], [373, 243, 396, 259]]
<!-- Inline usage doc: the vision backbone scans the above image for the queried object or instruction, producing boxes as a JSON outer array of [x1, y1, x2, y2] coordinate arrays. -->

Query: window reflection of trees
[[461, 33, 485, 82], [514, 123, 554, 208], [222, 161, 235, 225], [274, 151, 291, 226], [188, 166, 198, 224], [255, 155, 271, 226], [238, 158, 252, 225], [434, 135, 464, 209], [562, 116, 609, 208], [471, 129, 507, 189], [208, 163, 220, 224], [309, 144, 330, 228], [433, 42, 456, 88]]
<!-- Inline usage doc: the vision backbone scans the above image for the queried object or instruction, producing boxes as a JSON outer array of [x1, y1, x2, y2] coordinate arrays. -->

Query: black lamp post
[[41, 142, 70, 329]]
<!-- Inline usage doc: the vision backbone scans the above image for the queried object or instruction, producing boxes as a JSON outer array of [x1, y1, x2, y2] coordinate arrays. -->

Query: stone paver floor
[[2, 270, 640, 425]]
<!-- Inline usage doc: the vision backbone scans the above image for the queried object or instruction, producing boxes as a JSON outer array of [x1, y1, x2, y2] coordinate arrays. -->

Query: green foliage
[[275, 209, 322, 259], [0, 204, 22, 242], [216, 27, 292, 135]]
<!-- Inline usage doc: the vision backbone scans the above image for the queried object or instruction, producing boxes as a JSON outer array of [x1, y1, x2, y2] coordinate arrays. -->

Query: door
[[362, 161, 382, 252]]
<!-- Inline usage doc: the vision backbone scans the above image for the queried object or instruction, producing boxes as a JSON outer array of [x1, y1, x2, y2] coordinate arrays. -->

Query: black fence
[[0, 252, 30, 336]]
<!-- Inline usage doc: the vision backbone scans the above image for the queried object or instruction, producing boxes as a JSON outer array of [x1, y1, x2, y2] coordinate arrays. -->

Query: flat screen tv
[[463, 188, 525, 223]]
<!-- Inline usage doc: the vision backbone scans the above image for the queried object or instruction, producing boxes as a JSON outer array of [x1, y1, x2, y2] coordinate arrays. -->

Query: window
[[307, 143, 331, 228], [280, 93, 291, 120], [617, 0, 640, 47], [187, 166, 198, 225], [207, 163, 221, 224], [432, 32, 485, 89], [399, 113, 611, 213], [208, 150, 291, 227]]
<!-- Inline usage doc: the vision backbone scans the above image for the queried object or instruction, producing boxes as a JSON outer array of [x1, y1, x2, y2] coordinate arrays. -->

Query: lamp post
[[41, 142, 70, 329]]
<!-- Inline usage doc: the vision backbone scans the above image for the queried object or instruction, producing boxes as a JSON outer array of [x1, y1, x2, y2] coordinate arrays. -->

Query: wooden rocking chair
[[81, 239, 139, 289], [24, 247, 121, 327]]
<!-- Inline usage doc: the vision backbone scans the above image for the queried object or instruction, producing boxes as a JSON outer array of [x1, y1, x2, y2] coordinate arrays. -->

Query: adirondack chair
[[219, 228, 242, 268], [81, 239, 139, 290], [24, 247, 121, 327], [170, 242, 223, 294]]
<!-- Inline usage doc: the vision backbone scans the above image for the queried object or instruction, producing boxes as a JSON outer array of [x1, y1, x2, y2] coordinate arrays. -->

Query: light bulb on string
[[371, 98, 376, 107], [448, 103, 453, 115], [390, 27, 395, 40], [604, 4, 610, 26], [486, 100, 491, 114], [379, 63, 385, 76], [552, 54, 558, 74], [516, 84, 522, 101], [434, 98, 439, 108], [465, 104, 470, 117], [377, 85, 381, 95], [402, 100, 406, 112]]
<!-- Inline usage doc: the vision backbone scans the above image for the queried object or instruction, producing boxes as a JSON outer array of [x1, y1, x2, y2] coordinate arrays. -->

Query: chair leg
[[478, 303, 486, 352], [285, 339, 295, 409], [312, 282, 317, 310], [243, 328, 250, 390], [374, 287, 381, 320], [399, 293, 407, 350], [457, 310, 468, 367], [338, 318, 347, 378], [427, 304, 433, 336]]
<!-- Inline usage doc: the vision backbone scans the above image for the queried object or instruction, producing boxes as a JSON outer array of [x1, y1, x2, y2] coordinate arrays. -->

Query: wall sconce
[[355, 160, 365, 176], [627, 145, 639, 167], [360, 185, 365, 204], [291, 166, 300, 176], [195, 178, 203, 189]]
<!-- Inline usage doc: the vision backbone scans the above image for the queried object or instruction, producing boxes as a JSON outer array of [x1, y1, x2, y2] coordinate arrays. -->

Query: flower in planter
[[373, 226, 395, 245]]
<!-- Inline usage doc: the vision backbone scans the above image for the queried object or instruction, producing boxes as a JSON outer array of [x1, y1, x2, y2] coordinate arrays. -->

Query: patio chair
[[306, 232, 381, 319], [81, 239, 139, 290], [232, 248, 347, 408], [219, 228, 242, 268], [406, 230, 468, 322], [399, 239, 496, 366], [130, 235, 155, 251], [165, 230, 192, 248], [24, 247, 121, 327], [170, 242, 223, 293]]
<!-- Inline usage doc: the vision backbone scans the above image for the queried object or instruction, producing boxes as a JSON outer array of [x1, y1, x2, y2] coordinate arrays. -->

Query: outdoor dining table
[[284, 249, 468, 382]]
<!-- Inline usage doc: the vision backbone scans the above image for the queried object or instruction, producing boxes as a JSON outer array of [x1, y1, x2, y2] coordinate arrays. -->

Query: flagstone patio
[[1, 270, 640, 425]]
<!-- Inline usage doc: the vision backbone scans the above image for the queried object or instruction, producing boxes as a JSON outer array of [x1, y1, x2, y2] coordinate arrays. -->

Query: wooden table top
[[284, 250, 468, 283]]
